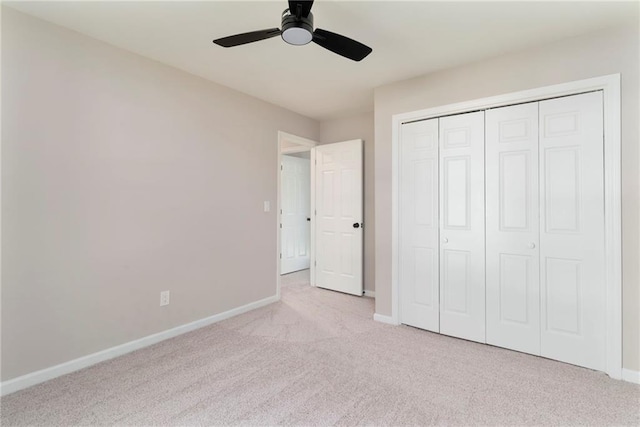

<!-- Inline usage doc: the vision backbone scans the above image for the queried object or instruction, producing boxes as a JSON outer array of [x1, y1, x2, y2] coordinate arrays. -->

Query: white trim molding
[[390, 74, 622, 380], [622, 369, 640, 384], [310, 147, 317, 287], [0, 294, 279, 396], [373, 313, 399, 325], [364, 289, 376, 298], [278, 131, 318, 149], [281, 145, 311, 155]]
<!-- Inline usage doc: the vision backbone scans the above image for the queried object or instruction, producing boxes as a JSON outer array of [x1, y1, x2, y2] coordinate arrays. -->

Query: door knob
[[443, 237, 448, 243], [528, 242, 536, 249], [353, 223, 360, 229]]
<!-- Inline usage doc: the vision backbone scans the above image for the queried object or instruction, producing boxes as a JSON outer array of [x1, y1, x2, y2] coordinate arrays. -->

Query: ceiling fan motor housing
[[281, 9, 313, 45]]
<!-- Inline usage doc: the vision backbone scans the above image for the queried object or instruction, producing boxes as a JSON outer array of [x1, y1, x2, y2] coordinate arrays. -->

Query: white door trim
[[389, 74, 622, 380], [282, 145, 312, 155], [277, 131, 318, 298]]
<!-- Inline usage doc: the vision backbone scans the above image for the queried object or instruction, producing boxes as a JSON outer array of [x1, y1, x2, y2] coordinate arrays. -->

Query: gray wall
[[374, 24, 640, 370], [1, 8, 319, 381], [319, 112, 375, 293]]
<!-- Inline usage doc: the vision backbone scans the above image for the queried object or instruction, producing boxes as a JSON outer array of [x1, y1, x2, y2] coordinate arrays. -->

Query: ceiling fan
[[212, 0, 372, 62]]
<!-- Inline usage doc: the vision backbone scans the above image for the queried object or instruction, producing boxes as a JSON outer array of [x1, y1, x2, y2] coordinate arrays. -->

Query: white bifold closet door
[[399, 118, 440, 332], [439, 111, 486, 343], [539, 91, 605, 371], [398, 91, 606, 372], [485, 92, 606, 370], [486, 102, 541, 355]]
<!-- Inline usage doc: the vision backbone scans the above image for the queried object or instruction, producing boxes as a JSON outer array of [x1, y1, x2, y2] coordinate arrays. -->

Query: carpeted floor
[[2, 269, 639, 425]]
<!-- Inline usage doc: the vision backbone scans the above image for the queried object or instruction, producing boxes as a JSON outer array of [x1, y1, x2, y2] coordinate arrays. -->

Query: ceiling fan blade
[[312, 28, 372, 62], [288, 0, 314, 18], [213, 28, 281, 48]]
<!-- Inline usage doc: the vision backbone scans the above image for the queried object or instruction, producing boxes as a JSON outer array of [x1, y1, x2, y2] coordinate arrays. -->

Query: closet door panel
[[539, 91, 605, 371], [439, 111, 485, 343], [486, 102, 540, 355], [399, 119, 439, 332]]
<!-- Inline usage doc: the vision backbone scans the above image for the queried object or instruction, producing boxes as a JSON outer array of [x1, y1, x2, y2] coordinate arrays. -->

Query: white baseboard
[[622, 368, 640, 384], [373, 313, 398, 325], [0, 294, 279, 396], [363, 289, 376, 298]]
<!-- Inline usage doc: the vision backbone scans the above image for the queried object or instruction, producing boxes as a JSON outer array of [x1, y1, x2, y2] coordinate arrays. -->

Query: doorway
[[277, 132, 365, 299], [390, 74, 622, 379], [277, 132, 317, 296], [281, 151, 311, 275]]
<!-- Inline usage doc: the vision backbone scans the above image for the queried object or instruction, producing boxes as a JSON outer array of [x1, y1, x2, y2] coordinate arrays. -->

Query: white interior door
[[314, 140, 363, 296], [281, 154, 311, 274], [539, 91, 606, 371], [399, 118, 440, 332], [439, 111, 486, 343], [486, 102, 541, 355]]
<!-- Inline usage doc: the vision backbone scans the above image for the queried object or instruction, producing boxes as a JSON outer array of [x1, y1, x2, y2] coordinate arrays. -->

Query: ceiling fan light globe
[[282, 27, 312, 45], [281, 9, 313, 46]]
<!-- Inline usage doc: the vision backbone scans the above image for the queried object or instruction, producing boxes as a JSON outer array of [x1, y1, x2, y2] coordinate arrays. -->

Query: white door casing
[[439, 111, 486, 343], [539, 91, 606, 371], [314, 140, 364, 296], [486, 102, 541, 355], [390, 75, 621, 380], [399, 118, 439, 332], [281, 155, 311, 274]]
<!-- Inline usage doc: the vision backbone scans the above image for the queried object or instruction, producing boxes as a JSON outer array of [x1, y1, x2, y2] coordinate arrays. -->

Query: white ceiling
[[6, 1, 637, 121]]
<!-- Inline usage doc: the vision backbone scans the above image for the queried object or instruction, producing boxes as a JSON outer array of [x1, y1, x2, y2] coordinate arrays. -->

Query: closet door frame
[[389, 74, 622, 380]]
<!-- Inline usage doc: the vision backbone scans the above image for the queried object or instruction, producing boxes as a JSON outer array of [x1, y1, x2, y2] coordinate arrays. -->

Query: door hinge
[[281, 164, 283, 170], [280, 253, 282, 259], [280, 223, 282, 228]]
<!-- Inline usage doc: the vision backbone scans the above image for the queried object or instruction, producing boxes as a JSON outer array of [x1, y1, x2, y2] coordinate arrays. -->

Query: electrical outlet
[[263, 201, 270, 212], [160, 290, 170, 307]]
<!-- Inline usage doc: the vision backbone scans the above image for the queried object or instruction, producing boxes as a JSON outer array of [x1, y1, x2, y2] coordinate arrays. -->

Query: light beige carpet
[[2, 269, 639, 426]]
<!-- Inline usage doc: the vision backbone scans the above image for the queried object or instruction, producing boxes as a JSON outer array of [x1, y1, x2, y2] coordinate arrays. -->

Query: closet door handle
[[443, 237, 449, 244], [528, 242, 536, 249]]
